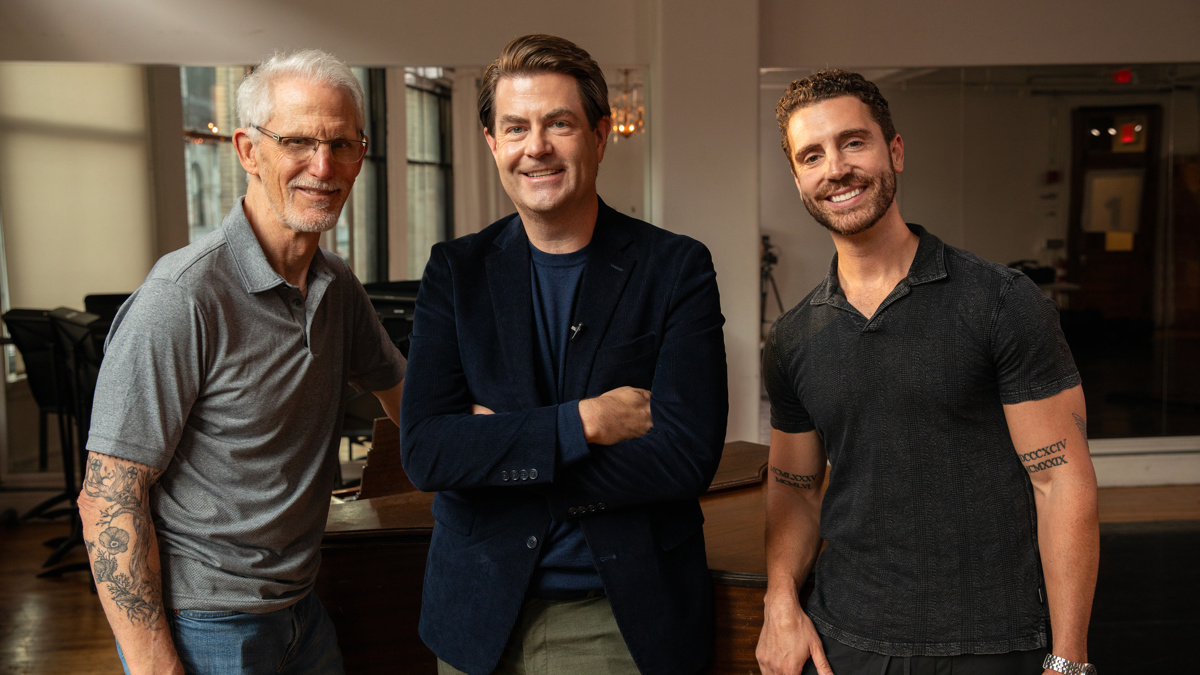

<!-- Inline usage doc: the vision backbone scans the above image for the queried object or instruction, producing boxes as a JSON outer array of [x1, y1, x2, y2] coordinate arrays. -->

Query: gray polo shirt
[[88, 199, 405, 612]]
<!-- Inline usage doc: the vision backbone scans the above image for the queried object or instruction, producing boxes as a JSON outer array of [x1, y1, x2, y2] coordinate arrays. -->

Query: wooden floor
[[1, 484, 1197, 675], [0, 521, 123, 674]]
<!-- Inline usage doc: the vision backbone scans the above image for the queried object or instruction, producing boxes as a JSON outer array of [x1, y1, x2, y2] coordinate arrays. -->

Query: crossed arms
[[756, 384, 1099, 675], [399, 239, 729, 514]]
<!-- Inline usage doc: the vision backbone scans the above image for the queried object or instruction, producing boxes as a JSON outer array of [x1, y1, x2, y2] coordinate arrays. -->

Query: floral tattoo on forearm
[[82, 456, 165, 629]]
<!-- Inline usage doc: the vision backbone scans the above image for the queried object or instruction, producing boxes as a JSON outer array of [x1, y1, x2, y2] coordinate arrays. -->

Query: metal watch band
[[1043, 653, 1097, 675]]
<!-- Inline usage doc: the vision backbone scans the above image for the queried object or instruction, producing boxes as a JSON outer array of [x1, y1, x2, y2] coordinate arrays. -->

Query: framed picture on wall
[[1081, 168, 1144, 234]]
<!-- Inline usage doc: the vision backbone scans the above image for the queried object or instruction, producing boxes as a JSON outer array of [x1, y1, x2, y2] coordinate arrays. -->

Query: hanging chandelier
[[609, 69, 644, 141]]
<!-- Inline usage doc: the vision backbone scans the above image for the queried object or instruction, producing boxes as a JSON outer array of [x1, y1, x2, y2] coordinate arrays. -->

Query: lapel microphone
[[569, 323, 585, 342]]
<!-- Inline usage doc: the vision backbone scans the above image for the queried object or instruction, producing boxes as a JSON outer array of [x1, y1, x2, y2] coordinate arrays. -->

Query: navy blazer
[[399, 202, 729, 675]]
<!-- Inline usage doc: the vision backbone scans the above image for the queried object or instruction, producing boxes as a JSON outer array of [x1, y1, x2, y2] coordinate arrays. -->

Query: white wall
[[652, 0, 761, 443], [0, 63, 155, 309], [0, 0, 646, 67], [760, 0, 1200, 69]]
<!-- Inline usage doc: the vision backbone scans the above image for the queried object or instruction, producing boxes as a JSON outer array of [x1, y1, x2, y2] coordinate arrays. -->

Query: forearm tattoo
[[770, 465, 819, 490], [82, 456, 165, 629], [1020, 438, 1069, 474], [1073, 412, 1088, 440]]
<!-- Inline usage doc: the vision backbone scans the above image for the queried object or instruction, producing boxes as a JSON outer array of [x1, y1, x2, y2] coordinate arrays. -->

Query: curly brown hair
[[775, 69, 896, 163], [478, 34, 609, 136]]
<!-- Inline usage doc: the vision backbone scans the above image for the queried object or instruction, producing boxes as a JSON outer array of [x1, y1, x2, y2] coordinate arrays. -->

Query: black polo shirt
[[763, 224, 1080, 656]]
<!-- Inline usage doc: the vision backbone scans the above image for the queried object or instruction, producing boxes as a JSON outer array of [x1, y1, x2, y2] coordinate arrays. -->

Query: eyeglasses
[[254, 126, 368, 163]]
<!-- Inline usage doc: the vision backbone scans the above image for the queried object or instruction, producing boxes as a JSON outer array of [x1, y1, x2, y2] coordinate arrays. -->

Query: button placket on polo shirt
[[281, 288, 309, 347]]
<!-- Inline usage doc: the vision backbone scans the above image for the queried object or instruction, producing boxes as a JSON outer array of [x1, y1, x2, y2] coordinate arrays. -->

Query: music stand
[[40, 308, 108, 577], [2, 309, 76, 516]]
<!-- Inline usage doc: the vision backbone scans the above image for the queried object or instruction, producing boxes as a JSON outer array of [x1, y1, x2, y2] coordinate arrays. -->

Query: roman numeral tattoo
[[770, 465, 819, 490], [1020, 438, 1070, 474], [82, 456, 165, 630]]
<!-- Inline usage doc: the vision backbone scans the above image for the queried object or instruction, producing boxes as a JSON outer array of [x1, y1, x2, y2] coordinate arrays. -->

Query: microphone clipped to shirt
[[569, 323, 585, 342]]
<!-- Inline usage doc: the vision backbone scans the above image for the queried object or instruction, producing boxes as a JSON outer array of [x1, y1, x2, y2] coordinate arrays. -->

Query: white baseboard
[[1090, 436, 1200, 487]]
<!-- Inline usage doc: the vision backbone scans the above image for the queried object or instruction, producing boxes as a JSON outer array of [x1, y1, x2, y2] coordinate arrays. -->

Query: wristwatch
[[1043, 654, 1097, 674]]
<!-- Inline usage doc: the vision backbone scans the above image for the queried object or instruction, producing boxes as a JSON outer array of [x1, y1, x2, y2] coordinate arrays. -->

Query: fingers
[[611, 386, 652, 433], [579, 387, 654, 445], [470, 403, 495, 415], [617, 386, 650, 401], [810, 641, 834, 675], [756, 595, 834, 675]]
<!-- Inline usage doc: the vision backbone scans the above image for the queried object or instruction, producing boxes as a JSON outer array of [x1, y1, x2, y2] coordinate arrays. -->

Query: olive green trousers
[[437, 595, 639, 675]]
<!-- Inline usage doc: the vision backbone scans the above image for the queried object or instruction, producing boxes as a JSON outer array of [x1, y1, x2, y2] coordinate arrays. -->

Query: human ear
[[890, 134, 905, 173], [233, 128, 259, 175]]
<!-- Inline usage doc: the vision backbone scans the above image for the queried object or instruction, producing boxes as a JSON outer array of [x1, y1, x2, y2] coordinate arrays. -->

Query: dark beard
[[802, 167, 896, 236]]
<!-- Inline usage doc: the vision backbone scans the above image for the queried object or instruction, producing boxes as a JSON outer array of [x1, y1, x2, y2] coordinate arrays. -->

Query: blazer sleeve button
[[501, 471, 509, 481], [526, 536, 538, 549], [520, 469, 529, 480], [529, 468, 538, 479]]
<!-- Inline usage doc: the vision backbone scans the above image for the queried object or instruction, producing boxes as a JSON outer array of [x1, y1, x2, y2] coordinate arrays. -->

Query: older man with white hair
[[79, 49, 405, 675]]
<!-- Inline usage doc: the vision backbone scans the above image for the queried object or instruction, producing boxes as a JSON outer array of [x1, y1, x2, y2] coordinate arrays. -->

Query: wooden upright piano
[[317, 419, 773, 673]]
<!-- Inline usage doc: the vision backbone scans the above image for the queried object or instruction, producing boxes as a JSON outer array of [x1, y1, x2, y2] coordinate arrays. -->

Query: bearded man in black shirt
[[756, 70, 1100, 675]]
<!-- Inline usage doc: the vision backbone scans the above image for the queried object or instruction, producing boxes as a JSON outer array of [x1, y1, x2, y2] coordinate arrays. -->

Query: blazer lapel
[[485, 217, 541, 411], [562, 207, 635, 399]]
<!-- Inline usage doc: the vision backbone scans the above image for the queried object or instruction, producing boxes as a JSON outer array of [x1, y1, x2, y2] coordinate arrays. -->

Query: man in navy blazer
[[399, 34, 728, 675]]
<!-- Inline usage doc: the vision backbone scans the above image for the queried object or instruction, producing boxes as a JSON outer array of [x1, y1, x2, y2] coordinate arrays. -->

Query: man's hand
[[756, 593, 833, 675], [578, 386, 652, 445]]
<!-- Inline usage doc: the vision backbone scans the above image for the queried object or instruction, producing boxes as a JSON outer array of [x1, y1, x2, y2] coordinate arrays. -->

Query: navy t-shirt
[[527, 243, 603, 593]]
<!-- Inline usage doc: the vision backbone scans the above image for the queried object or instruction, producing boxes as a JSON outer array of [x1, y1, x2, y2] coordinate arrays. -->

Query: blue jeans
[[117, 591, 344, 674]]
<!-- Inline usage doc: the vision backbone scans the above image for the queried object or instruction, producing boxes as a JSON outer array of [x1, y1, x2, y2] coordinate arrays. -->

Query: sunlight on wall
[[0, 62, 154, 310]]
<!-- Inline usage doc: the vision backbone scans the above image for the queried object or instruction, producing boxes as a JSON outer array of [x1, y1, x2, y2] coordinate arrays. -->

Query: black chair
[[365, 282, 418, 359], [39, 308, 109, 577], [2, 309, 76, 514], [83, 293, 131, 324], [364, 279, 419, 356]]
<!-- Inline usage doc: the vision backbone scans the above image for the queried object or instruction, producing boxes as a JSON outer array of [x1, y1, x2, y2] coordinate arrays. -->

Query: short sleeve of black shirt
[[991, 272, 1081, 404]]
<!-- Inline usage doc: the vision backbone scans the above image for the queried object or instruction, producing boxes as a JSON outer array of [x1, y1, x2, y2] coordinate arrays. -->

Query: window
[[181, 66, 247, 243], [406, 67, 454, 277]]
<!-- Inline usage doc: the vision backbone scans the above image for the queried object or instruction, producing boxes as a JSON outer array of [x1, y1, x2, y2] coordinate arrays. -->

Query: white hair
[[236, 49, 365, 135]]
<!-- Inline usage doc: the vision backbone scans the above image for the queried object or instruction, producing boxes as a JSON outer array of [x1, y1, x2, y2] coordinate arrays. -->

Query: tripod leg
[[768, 271, 785, 315], [760, 271, 768, 326]]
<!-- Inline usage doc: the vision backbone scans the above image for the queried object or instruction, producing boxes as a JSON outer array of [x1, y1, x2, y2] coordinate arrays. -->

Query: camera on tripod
[[761, 235, 778, 268]]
